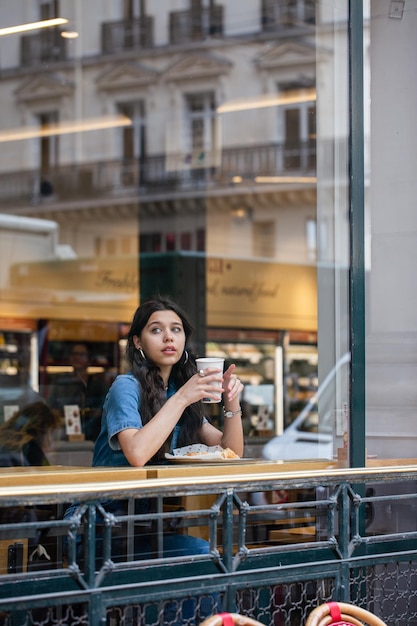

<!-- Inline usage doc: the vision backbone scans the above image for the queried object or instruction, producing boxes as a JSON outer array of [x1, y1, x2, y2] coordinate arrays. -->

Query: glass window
[[180, 232, 192, 251], [253, 221, 275, 258], [0, 0, 356, 465], [185, 92, 217, 175]]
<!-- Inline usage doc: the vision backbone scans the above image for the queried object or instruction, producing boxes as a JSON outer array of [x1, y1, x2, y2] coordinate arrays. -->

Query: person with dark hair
[[48, 341, 109, 442], [93, 296, 244, 470], [63, 298, 243, 621], [0, 402, 62, 572], [80, 296, 244, 561], [0, 401, 61, 467]]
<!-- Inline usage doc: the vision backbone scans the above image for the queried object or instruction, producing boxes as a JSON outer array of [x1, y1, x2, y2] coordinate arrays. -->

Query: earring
[[181, 350, 189, 365], [138, 348, 146, 360]]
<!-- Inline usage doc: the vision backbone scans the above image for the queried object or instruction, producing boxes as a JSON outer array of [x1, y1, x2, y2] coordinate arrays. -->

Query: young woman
[[66, 296, 244, 564], [93, 296, 244, 469]]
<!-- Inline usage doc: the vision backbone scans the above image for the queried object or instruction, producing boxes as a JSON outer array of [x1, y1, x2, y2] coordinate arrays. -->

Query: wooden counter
[[0, 465, 148, 499], [146, 458, 337, 479], [0, 458, 416, 499]]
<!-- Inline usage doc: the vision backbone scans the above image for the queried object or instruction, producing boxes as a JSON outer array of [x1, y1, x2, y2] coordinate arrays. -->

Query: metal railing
[[101, 17, 154, 54], [0, 141, 316, 206], [261, 0, 316, 31], [169, 6, 224, 45], [16, 3, 317, 70], [0, 462, 416, 625], [20, 29, 68, 66]]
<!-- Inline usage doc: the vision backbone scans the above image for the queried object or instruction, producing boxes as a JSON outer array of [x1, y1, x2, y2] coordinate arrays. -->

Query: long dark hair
[[0, 401, 60, 452], [126, 296, 203, 461]]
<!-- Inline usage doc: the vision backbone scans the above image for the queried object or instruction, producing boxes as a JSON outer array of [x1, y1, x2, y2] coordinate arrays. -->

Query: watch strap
[[223, 406, 242, 418]]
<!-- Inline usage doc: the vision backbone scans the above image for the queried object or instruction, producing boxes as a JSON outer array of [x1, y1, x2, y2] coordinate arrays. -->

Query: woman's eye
[[172, 327, 182, 333], [152, 328, 161, 333]]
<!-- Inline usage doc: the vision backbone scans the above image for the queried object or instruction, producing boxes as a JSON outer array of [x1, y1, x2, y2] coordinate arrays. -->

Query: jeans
[[64, 500, 211, 562], [136, 532, 210, 558], [64, 503, 220, 624]]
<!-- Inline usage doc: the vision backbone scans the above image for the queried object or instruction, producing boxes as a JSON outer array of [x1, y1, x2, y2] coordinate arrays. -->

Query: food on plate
[[221, 447, 240, 459], [183, 447, 240, 459]]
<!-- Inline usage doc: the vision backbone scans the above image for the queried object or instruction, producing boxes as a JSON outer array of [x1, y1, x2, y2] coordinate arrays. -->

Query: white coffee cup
[[196, 357, 225, 403]]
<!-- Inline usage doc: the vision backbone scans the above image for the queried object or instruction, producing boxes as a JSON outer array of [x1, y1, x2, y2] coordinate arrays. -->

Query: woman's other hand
[[223, 364, 244, 403]]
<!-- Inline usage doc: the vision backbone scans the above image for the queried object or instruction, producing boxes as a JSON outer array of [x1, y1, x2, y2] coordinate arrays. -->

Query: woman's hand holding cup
[[196, 357, 225, 403]]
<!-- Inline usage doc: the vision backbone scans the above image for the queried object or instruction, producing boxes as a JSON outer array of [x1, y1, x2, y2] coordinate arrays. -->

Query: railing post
[[222, 489, 237, 612], [348, 0, 366, 469], [84, 503, 97, 588], [337, 484, 351, 602], [348, 0, 367, 570]]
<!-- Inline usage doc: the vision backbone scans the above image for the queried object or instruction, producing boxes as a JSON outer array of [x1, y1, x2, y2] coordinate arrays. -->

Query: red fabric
[[328, 603, 343, 623], [219, 613, 235, 626]]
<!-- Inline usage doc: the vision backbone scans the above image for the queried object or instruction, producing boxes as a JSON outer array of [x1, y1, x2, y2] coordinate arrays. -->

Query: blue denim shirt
[[66, 372, 206, 541], [92, 372, 181, 467]]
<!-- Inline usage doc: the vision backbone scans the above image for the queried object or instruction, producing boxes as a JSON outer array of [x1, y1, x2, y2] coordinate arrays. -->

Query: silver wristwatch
[[223, 406, 242, 419]]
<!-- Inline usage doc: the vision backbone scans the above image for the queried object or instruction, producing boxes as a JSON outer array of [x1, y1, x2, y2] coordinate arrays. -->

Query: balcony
[[0, 142, 316, 208], [20, 29, 67, 67], [101, 16, 154, 54], [169, 6, 224, 45], [261, 0, 316, 32]]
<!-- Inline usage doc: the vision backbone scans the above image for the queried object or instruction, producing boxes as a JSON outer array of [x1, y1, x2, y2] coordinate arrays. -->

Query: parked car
[[262, 352, 351, 461], [261, 352, 417, 537]]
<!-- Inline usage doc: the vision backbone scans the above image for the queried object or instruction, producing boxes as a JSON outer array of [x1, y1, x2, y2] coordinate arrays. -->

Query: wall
[[366, 0, 417, 458]]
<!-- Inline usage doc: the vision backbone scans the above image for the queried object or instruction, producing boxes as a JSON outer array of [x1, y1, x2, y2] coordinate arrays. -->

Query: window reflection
[[0, 1, 351, 462]]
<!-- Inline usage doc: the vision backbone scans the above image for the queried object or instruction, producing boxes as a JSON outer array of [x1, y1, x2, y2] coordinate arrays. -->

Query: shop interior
[[0, 321, 318, 465]]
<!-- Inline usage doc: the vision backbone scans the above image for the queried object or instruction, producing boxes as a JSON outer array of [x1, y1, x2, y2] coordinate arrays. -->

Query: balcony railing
[[101, 16, 154, 54], [0, 460, 416, 625], [169, 6, 224, 45], [20, 29, 67, 66], [0, 142, 316, 206], [261, 0, 316, 31]]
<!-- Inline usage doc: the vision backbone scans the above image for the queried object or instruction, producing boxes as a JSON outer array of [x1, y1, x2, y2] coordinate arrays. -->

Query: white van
[[262, 352, 351, 461]]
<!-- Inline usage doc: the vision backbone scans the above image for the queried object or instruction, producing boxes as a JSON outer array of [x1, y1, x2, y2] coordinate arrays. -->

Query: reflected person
[[48, 342, 109, 442], [0, 401, 60, 467]]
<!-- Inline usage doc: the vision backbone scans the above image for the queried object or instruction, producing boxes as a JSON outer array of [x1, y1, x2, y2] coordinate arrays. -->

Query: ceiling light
[[0, 18, 68, 37], [255, 176, 317, 184], [61, 30, 79, 39], [230, 206, 253, 220], [217, 89, 316, 114], [0, 115, 132, 143]]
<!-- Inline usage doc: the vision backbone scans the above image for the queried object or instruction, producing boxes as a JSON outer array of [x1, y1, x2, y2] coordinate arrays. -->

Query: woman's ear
[[132, 335, 142, 350]]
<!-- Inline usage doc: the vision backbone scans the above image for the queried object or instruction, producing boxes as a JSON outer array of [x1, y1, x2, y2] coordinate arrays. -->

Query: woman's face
[[133, 309, 186, 369]]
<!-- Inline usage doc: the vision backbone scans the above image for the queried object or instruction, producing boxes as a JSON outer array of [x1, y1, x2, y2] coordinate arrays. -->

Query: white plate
[[165, 443, 241, 462], [164, 453, 253, 464]]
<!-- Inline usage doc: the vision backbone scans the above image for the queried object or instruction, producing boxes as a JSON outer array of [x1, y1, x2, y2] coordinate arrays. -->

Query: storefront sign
[[4, 254, 317, 332], [206, 257, 317, 331], [7, 256, 139, 323]]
